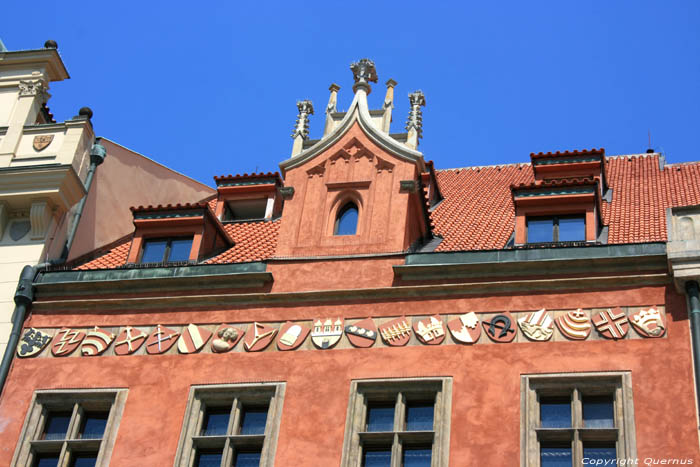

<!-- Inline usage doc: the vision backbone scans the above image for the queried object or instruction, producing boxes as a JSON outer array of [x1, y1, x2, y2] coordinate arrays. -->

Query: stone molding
[[29, 199, 52, 239], [667, 205, 700, 292], [18, 79, 46, 97]]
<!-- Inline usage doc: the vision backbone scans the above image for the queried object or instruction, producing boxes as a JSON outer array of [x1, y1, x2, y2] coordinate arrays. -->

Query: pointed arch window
[[334, 202, 359, 236]]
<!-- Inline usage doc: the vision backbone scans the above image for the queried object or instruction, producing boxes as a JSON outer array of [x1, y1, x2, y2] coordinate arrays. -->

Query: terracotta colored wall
[[68, 139, 214, 261], [0, 278, 697, 465]]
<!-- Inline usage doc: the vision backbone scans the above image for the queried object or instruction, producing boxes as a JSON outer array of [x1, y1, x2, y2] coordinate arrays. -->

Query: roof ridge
[[437, 162, 530, 172]]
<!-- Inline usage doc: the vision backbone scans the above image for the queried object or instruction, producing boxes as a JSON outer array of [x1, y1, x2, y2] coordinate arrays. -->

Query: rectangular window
[[12, 389, 128, 467], [174, 383, 285, 467], [521, 372, 636, 467], [140, 237, 193, 263], [527, 216, 585, 243], [340, 378, 452, 467], [224, 199, 269, 222]]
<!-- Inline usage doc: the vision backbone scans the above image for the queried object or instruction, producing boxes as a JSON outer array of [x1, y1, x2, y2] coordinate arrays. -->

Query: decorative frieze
[[17, 306, 669, 360]]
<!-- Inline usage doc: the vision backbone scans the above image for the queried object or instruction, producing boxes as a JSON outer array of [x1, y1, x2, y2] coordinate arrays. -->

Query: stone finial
[[381, 79, 397, 133], [324, 84, 341, 137], [350, 58, 378, 95], [291, 100, 314, 140], [291, 100, 314, 157], [405, 90, 426, 148]]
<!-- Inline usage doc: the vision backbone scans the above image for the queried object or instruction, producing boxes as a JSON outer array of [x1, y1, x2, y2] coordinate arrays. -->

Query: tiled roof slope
[[432, 154, 700, 251], [73, 154, 700, 270]]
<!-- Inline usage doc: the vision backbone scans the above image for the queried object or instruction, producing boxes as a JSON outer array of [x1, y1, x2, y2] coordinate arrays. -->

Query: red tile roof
[[72, 154, 700, 270]]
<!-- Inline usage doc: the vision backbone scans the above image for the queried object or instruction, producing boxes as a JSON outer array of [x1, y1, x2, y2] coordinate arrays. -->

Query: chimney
[[381, 79, 397, 133], [323, 83, 340, 137], [405, 90, 426, 149], [291, 100, 314, 157]]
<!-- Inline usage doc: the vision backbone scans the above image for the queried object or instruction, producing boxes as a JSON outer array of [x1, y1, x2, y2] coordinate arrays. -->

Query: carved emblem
[[17, 328, 52, 358], [145, 325, 180, 354], [630, 307, 666, 338], [9, 221, 31, 241], [413, 316, 446, 345], [311, 318, 344, 349], [32, 135, 54, 152], [244, 322, 277, 352], [18, 80, 45, 96], [555, 309, 591, 340], [277, 322, 310, 351], [518, 309, 554, 342], [345, 318, 378, 348], [177, 324, 213, 354], [114, 326, 147, 355], [593, 308, 629, 339], [379, 317, 412, 346], [211, 324, 245, 353], [81, 327, 115, 356], [483, 313, 517, 343], [447, 312, 481, 344], [52, 328, 86, 356]]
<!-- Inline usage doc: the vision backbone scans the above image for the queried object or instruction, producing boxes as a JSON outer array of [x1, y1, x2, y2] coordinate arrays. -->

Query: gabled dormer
[[213, 172, 283, 222], [275, 59, 436, 257], [126, 203, 233, 264], [512, 149, 609, 246]]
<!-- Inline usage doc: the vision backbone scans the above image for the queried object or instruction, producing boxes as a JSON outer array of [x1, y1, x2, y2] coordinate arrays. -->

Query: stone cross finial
[[291, 100, 314, 157], [291, 100, 314, 140], [405, 90, 426, 148], [350, 58, 378, 95]]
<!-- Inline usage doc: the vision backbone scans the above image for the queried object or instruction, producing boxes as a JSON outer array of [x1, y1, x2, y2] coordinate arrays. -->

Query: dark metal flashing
[[216, 178, 278, 187], [133, 208, 205, 220], [532, 156, 600, 165], [396, 243, 667, 281], [513, 186, 595, 198]]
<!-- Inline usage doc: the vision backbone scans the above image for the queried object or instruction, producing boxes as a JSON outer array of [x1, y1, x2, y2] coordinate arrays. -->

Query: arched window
[[334, 202, 358, 236]]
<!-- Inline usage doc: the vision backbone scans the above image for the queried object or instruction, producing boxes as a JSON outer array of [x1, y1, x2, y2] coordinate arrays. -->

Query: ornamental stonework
[[17, 306, 668, 360]]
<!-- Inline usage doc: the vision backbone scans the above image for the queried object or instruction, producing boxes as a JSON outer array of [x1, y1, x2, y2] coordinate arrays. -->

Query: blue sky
[[3, 1, 699, 186]]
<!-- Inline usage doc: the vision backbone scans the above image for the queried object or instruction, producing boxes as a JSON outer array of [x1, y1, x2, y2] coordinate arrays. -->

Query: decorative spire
[[324, 84, 341, 137], [405, 90, 426, 148], [381, 79, 397, 133], [291, 100, 314, 140], [350, 58, 378, 95], [291, 100, 314, 157]]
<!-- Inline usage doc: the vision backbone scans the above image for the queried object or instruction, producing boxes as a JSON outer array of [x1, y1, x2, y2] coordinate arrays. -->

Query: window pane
[[528, 218, 554, 243], [43, 412, 72, 440], [195, 451, 223, 467], [406, 403, 434, 431], [201, 408, 230, 436], [584, 446, 616, 462], [362, 449, 391, 467], [80, 412, 108, 439], [335, 204, 358, 236], [168, 238, 193, 262], [540, 398, 571, 428], [141, 239, 167, 263], [583, 397, 614, 428], [34, 456, 60, 467], [558, 216, 585, 241], [403, 448, 432, 467], [70, 454, 97, 467], [240, 407, 268, 435], [366, 405, 394, 432], [541, 447, 572, 467], [234, 451, 261, 467]]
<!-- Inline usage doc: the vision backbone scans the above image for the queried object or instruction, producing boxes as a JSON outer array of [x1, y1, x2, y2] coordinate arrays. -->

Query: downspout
[[0, 265, 36, 398], [686, 280, 700, 428], [59, 137, 107, 262]]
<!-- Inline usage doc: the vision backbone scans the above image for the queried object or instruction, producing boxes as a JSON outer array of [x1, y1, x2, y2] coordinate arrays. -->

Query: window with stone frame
[[174, 382, 285, 467], [340, 378, 452, 467], [521, 372, 637, 467], [12, 388, 128, 467]]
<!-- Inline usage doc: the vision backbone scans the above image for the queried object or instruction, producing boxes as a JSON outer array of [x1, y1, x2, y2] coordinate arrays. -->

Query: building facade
[[1, 59, 700, 466], [0, 41, 214, 359]]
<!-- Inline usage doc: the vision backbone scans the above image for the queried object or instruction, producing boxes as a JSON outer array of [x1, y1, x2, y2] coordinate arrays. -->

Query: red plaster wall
[[1, 283, 698, 465]]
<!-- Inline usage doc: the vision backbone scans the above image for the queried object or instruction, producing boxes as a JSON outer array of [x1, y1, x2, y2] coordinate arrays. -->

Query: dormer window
[[334, 202, 358, 236], [527, 215, 585, 243], [140, 237, 193, 263], [224, 198, 268, 222]]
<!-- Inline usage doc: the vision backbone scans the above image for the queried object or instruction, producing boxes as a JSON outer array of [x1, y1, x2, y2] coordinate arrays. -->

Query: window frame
[[520, 372, 637, 467], [334, 202, 359, 236], [139, 236, 194, 264], [12, 388, 128, 467], [526, 215, 586, 243], [174, 382, 286, 467], [340, 377, 452, 467]]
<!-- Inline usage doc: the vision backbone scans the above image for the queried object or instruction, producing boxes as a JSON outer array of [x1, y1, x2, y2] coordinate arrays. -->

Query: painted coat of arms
[[555, 309, 591, 340], [518, 309, 554, 342], [145, 325, 180, 354], [413, 316, 446, 345], [114, 326, 147, 356], [178, 324, 213, 354], [244, 322, 278, 352], [81, 327, 115, 356], [483, 312, 517, 343], [17, 328, 52, 358], [277, 322, 310, 351], [311, 318, 343, 349], [593, 308, 628, 339], [33, 135, 54, 151], [52, 328, 86, 357], [211, 324, 245, 353], [345, 318, 378, 348], [447, 312, 481, 344], [630, 307, 666, 338], [379, 317, 412, 346]]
